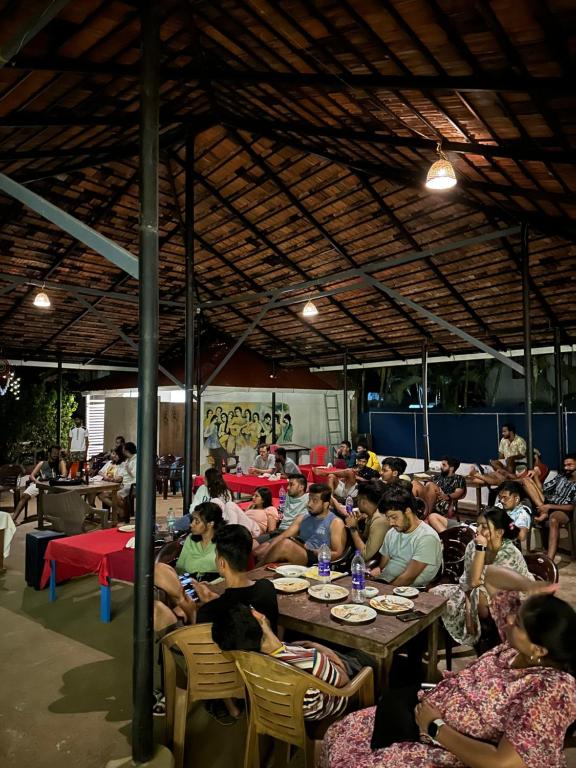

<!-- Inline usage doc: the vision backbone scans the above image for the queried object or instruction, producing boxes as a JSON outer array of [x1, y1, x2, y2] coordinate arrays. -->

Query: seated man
[[369, 483, 442, 588], [356, 439, 381, 472], [248, 444, 276, 476], [336, 440, 356, 469], [336, 481, 388, 562], [494, 480, 532, 548], [100, 441, 137, 523], [380, 456, 427, 511], [273, 446, 300, 476], [12, 445, 67, 523], [256, 483, 347, 566], [421, 456, 467, 524], [467, 447, 547, 490], [255, 473, 309, 546], [318, 451, 380, 503], [527, 454, 576, 562], [154, 524, 279, 634], [212, 604, 349, 720]]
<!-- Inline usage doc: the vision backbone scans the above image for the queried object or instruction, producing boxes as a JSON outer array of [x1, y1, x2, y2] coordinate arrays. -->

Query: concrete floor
[[1, 495, 575, 767]]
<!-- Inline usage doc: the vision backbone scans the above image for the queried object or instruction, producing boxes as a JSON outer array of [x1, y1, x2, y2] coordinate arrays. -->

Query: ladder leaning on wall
[[324, 392, 343, 458]]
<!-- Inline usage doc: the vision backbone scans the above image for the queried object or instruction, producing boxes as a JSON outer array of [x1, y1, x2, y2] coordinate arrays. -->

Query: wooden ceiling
[[0, 0, 575, 370]]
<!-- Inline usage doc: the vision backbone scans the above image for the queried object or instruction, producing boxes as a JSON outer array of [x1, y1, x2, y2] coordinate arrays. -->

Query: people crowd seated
[[12, 445, 67, 523]]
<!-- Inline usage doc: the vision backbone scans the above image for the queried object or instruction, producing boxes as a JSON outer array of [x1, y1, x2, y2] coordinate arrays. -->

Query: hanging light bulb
[[425, 142, 457, 190], [33, 284, 51, 308], [302, 300, 319, 317]]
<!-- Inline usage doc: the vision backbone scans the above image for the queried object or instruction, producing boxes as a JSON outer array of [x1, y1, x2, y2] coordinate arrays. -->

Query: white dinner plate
[[364, 586, 380, 599], [392, 586, 420, 599], [118, 524, 136, 533], [275, 565, 308, 578], [273, 577, 310, 593], [308, 584, 349, 602], [370, 595, 414, 614], [330, 603, 377, 624]]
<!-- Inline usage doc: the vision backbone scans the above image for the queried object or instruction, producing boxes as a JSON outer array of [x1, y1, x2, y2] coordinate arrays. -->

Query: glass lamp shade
[[425, 158, 457, 190], [33, 290, 51, 308], [302, 300, 319, 317]]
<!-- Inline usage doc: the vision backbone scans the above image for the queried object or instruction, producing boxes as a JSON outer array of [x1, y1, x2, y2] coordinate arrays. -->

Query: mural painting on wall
[[203, 402, 293, 462]]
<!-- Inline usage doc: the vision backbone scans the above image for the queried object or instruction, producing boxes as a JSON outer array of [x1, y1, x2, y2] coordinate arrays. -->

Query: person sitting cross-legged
[[317, 451, 379, 504], [368, 482, 442, 588], [212, 603, 350, 721], [255, 483, 347, 567], [423, 456, 467, 531]]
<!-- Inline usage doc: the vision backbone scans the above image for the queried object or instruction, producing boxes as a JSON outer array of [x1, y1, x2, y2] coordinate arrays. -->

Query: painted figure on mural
[[280, 413, 293, 443]]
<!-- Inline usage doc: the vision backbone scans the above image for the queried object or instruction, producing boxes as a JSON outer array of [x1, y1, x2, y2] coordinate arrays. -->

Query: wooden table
[[36, 480, 121, 530], [248, 567, 446, 689]]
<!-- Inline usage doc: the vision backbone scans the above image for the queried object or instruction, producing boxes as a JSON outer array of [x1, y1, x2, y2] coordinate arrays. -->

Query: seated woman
[[12, 445, 67, 523], [244, 486, 279, 535], [87, 447, 124, 506], [431, 506, 532, 649], [320, 567, 576, 768]]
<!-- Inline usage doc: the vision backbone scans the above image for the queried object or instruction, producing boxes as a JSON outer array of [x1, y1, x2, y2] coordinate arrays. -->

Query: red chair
[[269, 444, 278, 454], [309, 445, 328, 465]]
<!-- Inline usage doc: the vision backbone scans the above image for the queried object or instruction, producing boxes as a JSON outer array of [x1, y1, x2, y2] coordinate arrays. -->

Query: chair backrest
[[310, 445, 328, 465], [440, 539, 467, 583], [230, 650, 316, 748], [439, 525, 475, 548], [43, 491, 92, 535], [524, 552, 559, 583], [155, 537, 185, 566], [0, 464, 24, 488], [331, 528, 354, 572], [162, 623, 244, 704]]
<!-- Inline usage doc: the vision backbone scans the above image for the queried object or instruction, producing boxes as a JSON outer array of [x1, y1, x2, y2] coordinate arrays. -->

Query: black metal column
[[422, 341, 430, 470], [132, 1, 159, 762], [56, 359, 62, 445], [554, 327, 565, 465], [195, 311, 202, 473], [272, 392, 277, 443], [343, 349, 349, 441], [521, 223, 534, 469], [183, 133, 196, 513]]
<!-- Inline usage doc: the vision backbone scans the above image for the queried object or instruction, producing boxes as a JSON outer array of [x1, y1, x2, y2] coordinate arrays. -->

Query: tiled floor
[[1, 494, 575, 767]]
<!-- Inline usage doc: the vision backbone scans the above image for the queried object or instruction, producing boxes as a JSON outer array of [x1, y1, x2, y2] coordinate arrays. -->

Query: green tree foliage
[[0, 379, 77, 463]]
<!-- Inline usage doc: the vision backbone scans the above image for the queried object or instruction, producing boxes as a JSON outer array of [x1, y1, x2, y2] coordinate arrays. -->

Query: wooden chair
[[230, 650, 374, 768], [43, 491, 109, 535], [0, 463, 27, 517], [161, 623, 245, 768], [524, 552, 559, 583]]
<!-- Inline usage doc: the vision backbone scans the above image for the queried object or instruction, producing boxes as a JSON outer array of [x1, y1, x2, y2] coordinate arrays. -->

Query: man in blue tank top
[[256, 483, 347, 567]]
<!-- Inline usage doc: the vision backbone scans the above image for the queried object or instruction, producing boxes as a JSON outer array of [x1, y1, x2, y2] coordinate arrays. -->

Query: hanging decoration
[[0, 358, 11, 396]]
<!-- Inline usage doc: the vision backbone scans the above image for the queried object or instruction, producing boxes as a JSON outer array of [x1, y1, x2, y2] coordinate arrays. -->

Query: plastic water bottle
[[167, 507, 176, 536], [317, 540, 331, 584], [345, 495, 354, 516], [278, 486, 286, 521], [236, 461, 243, 476], [351, 550, 366, 603]]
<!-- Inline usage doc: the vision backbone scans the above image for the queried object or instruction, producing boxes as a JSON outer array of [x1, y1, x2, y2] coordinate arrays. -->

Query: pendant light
[[302, 300, 319, 317], [33, 284, 51, 308], [425, 143, 457, 190]]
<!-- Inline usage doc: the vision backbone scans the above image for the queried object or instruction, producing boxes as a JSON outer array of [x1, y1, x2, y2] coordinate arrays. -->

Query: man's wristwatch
[[427, 718, 446, 744], [475, 544, 487, 552]]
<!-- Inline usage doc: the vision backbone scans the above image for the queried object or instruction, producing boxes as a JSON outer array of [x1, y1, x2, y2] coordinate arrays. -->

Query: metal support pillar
[[183, 133, 196, 514], [195, 312, 202, 473], [56, 360, 63, 445], [343, 349, 349, 441], [132, 2, 159, 763], [521, 224, 534, 469], [272, 392, 277, 443], [422, 341, 430, 470], [554, 327, 566, 465]]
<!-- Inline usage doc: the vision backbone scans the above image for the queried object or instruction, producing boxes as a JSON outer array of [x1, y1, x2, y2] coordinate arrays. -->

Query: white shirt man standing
[[67, 416, 89, 462]]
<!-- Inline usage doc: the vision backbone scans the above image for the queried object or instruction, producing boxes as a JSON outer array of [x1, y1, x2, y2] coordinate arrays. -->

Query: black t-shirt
[[196, 578, 279, 632]]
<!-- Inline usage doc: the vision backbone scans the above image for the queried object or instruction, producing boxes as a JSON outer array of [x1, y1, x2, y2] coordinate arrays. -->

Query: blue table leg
[[49, 561, 57, 601], [100, 582, 111, 622]]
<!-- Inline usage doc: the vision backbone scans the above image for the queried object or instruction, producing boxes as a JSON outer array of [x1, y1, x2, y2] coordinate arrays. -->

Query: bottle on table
[[166, 507, 176, 537], [236, 461, 243, 476], [351, 550, 366, 603], [345, 495, 354, 516], [278, 486, 286, 522], [317, 539, 331, 584]]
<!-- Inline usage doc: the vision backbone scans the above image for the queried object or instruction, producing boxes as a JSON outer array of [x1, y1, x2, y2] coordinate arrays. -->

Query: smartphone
[[396, 610, 426, 622], [184, 587, 198, 601]]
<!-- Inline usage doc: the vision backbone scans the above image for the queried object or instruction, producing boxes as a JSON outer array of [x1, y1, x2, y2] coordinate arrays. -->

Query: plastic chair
[[0, 463, 26, 515], [309, 445, 328, 466], [230, 650, 374, 768], [154, 537, 186, 566], [524, 552, 559, 583], [43, 491, 109, 535], [162, 623, 245, 768]]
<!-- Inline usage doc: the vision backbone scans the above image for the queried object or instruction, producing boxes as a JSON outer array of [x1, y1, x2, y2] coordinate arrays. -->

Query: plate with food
[[364, 586, 380, 599], [304, 566, 345, 581], [370, 595, 414, 614], [275, 565, 308, 578], [308, 584, 349, 602], [393, 586, 420, 599], [330, 603, 377, 624], [118, 524, 136, 533], [273, 577, 310, 593]]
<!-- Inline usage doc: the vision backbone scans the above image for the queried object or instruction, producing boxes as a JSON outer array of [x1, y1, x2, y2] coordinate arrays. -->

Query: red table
[[194, 473, 288, 496], [40, 529, 135, 622]]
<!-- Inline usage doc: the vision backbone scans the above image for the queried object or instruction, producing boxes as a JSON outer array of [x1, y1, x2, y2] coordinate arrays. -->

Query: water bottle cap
[[355, 549, 360, 555]]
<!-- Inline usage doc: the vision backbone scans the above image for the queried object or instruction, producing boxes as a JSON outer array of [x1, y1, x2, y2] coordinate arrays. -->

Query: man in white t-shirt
[[369, 482, 442, 588], [249, 444, 277, 475], [67, 416, 89, 462]]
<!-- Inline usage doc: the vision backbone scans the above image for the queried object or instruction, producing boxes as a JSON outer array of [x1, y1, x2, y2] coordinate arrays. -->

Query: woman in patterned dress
[[320, 567, 576, 768], [432, 506, 532, 646]]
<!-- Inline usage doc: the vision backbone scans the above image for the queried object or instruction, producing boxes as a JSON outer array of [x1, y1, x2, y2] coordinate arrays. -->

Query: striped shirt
[[270, 644, 347, 720], [543, 475, 576, 507]]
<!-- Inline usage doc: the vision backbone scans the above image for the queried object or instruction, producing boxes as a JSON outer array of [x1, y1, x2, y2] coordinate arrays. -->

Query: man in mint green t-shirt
[[369, 483, 442, 588]]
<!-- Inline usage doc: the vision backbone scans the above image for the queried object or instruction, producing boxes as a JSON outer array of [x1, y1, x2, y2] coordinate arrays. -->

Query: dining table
[[35, 478, 121, 529], [194, 472, 288, 497], [246, 566, 447, 690]]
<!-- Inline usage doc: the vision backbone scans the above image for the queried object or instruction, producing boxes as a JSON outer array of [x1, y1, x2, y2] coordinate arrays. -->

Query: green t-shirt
[[176, 538, 217, 575], [379, 522, 442, 587]]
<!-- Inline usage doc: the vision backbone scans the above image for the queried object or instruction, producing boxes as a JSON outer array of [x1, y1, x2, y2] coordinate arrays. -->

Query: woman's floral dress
[[319, 592, 576, 768], [431, 538, 532, 645]]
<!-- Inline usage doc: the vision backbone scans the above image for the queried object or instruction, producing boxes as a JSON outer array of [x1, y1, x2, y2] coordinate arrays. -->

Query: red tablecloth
[[194, 473, 288, 495], [40, 529, 135, 589]]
